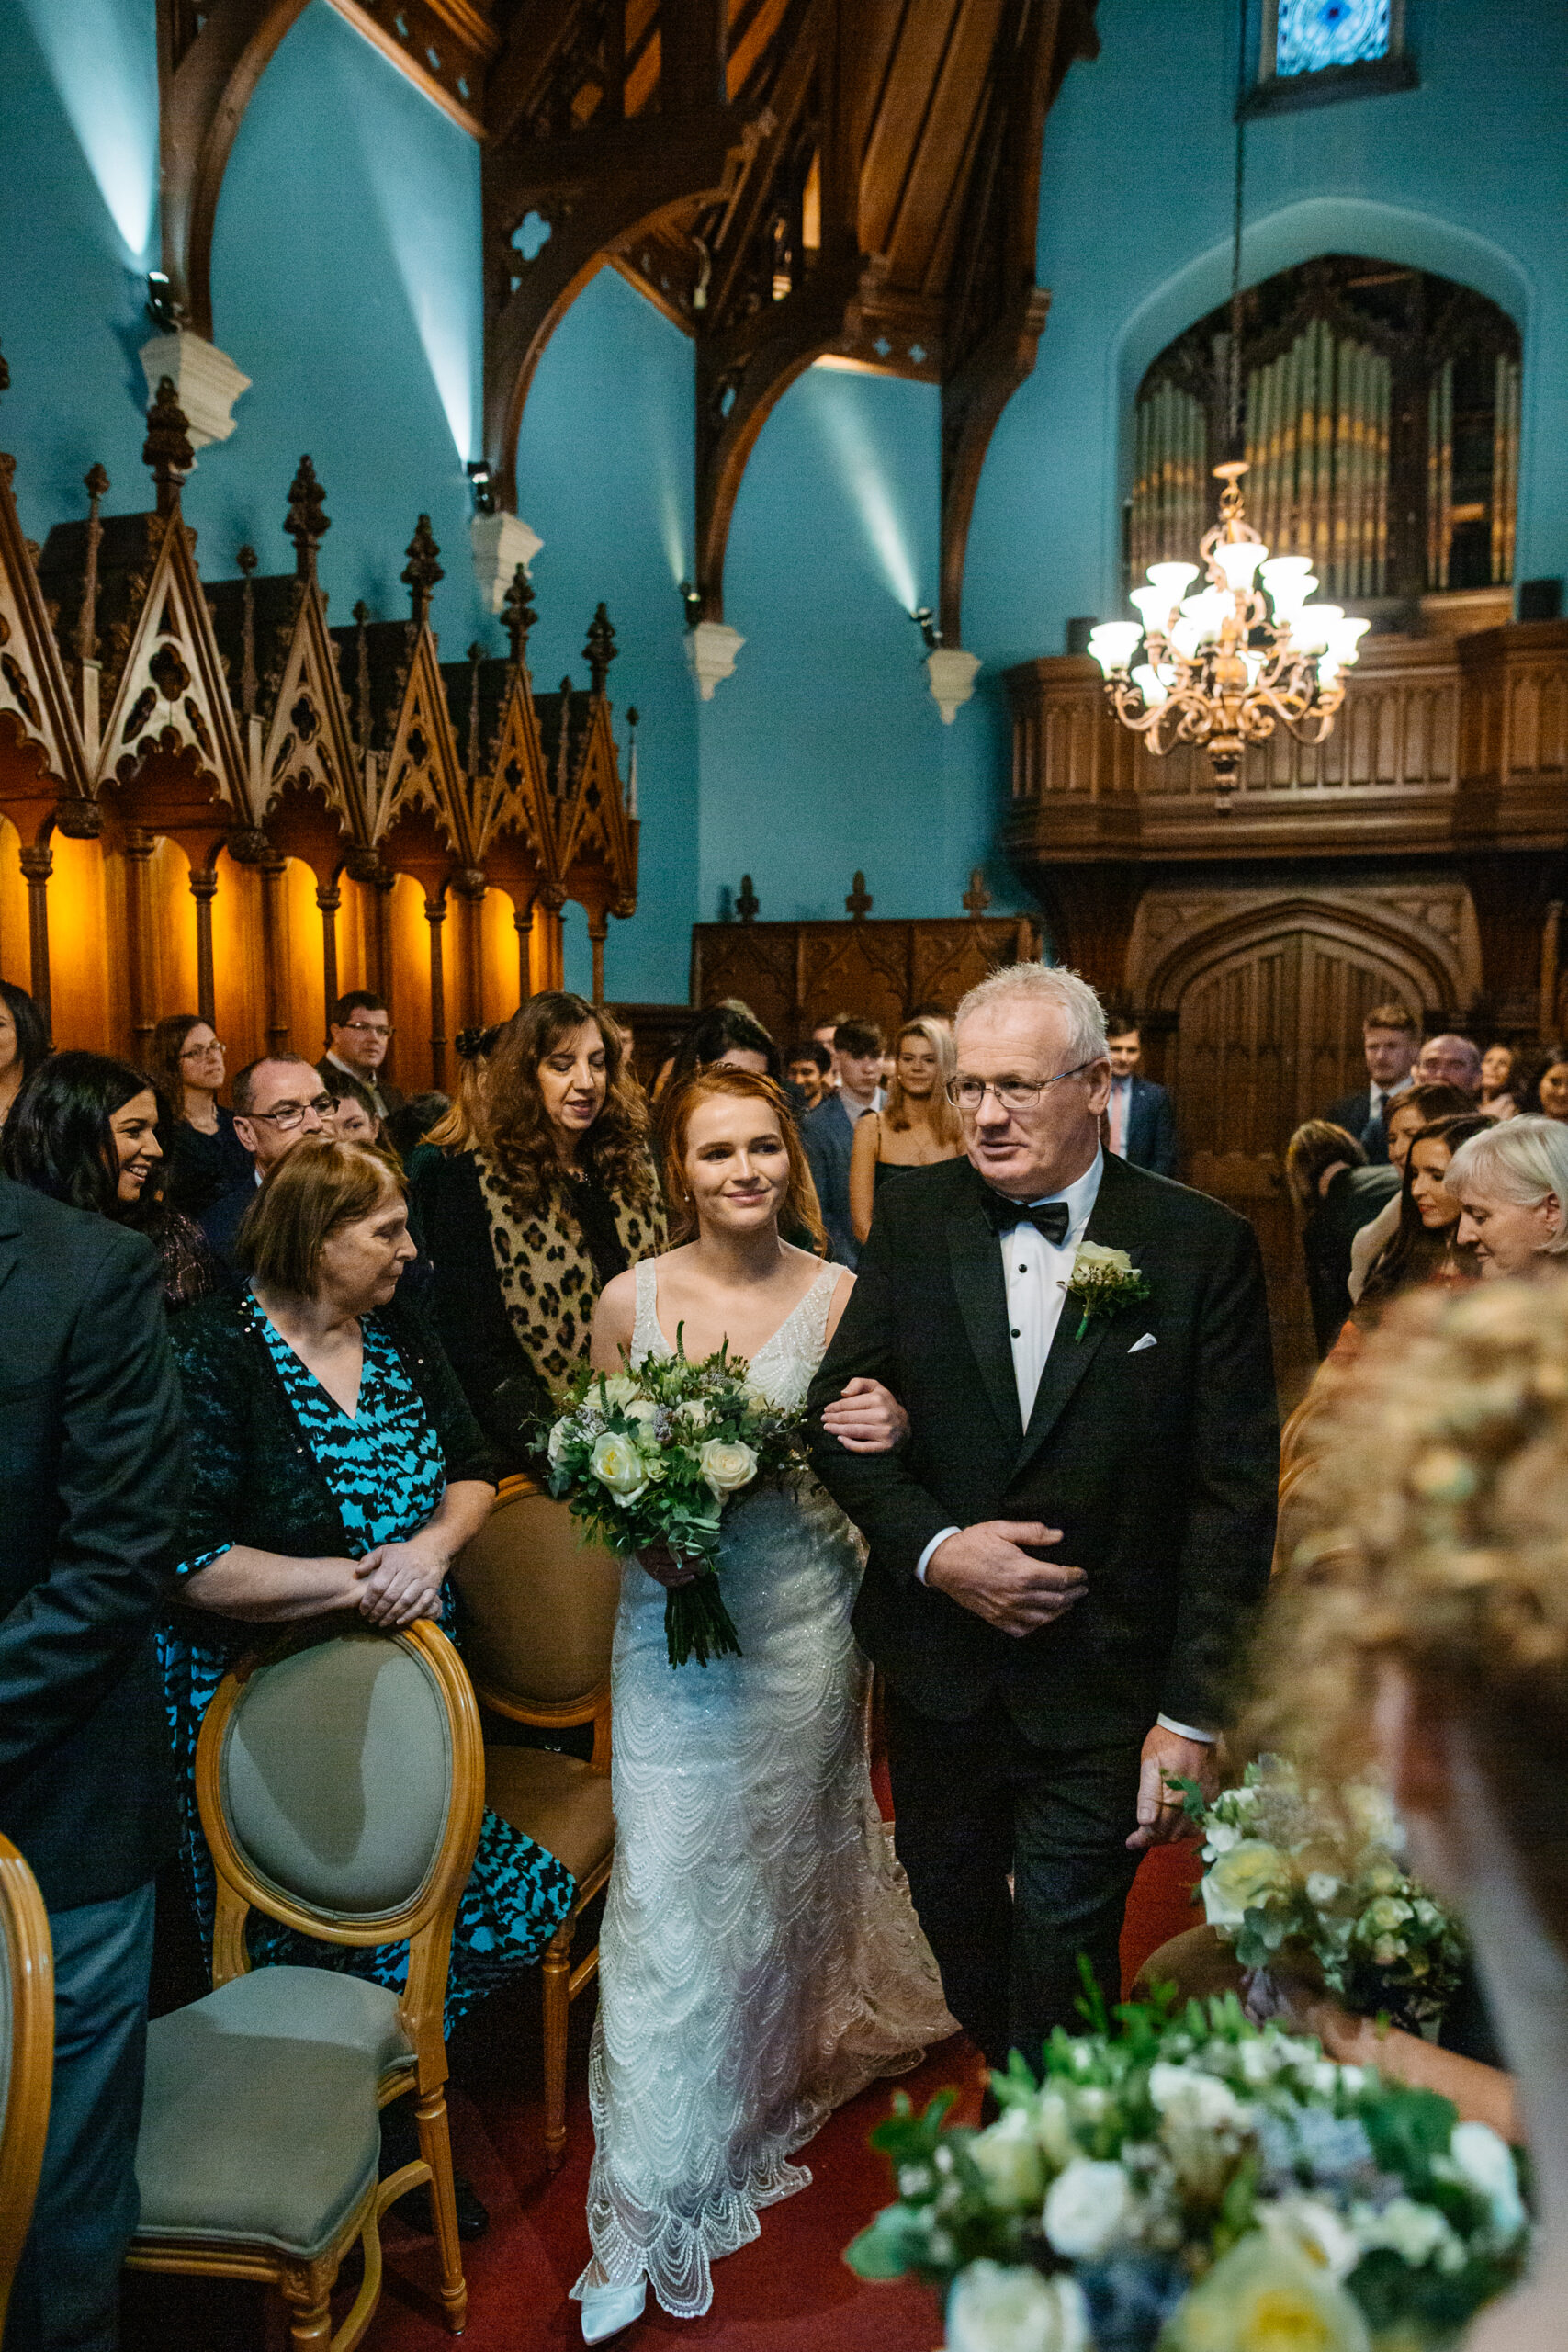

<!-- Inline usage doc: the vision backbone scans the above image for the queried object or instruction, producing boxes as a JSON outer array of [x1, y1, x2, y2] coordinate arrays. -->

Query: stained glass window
[[1274, 0, 1391, 75]]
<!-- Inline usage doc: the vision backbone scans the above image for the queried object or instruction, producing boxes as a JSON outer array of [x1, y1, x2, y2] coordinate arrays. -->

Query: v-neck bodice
[[629, 1256, 848, 1412]]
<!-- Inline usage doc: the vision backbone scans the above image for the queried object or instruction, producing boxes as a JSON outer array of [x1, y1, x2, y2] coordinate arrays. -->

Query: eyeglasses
[[244, 1093, 334, 1132], [179, 1038, 225, 1060], [340, 1021, 392, 1039], [946, 1060, 1099, 1114]]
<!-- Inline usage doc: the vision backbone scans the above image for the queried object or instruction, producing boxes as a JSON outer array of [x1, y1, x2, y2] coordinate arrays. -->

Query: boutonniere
[[1066, 1240, 1151, 1341]]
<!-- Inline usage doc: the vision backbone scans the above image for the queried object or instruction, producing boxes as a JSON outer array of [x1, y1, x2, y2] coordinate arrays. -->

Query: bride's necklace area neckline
[[649, 1256, 828, 1365]]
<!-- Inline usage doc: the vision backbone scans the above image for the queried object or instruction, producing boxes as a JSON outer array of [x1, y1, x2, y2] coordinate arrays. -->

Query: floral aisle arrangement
[[845, 1984, 1527, 2352], [1182, 1758, 1467, 2041], [543, 1339, 802, 1668]]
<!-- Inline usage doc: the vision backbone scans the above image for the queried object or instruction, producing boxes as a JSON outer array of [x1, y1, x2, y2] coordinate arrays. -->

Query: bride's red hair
[[661, 1068, 827, 1254]]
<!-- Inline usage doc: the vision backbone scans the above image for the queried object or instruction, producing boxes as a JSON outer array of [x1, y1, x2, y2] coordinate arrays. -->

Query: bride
[[572, 1067, 957, 2338]]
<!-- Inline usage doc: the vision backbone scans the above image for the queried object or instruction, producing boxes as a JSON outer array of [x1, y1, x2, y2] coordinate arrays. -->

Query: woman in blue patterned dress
[[162, 1135, 575, 2234]]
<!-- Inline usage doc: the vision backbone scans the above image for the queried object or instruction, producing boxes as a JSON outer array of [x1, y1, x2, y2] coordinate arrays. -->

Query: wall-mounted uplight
[[910, 605, 942, 653], [467, 459, 497, 516], [146, 270, 183, 333]]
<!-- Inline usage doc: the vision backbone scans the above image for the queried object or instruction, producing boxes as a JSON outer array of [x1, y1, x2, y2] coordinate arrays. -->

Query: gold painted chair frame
[[0, 1835, 54, 2338], [125, 1620, 485, 2345]]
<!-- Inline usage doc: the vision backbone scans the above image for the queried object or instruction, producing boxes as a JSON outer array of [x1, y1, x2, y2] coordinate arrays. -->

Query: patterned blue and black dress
[[160, 1295, 575, 2031]]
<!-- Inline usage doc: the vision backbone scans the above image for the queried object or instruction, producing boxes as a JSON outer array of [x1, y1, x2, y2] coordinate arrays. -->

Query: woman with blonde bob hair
[[575, 1066, 954, 2338], [1445, 1113, 1568, 1280]]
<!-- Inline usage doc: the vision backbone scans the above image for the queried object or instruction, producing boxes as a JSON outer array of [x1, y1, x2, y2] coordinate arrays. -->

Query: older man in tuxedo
[[807, 963, 1277, 2066]]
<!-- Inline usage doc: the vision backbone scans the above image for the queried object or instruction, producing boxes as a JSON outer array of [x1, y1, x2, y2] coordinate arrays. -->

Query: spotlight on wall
[[679, 580, 705, 629], [910, 605, 942, 653], [466, 459, 498, 517], [145, 270, 183, 333]]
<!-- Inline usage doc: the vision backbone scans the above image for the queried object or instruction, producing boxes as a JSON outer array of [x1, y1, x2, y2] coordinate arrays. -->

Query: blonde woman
[[1255, 1279, 1568, 2350], [848, 1016, 964, 1245]]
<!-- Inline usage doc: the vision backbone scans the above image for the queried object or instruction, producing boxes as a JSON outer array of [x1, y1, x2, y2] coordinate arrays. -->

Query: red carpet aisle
[[122, 1843, 1201, 2349]]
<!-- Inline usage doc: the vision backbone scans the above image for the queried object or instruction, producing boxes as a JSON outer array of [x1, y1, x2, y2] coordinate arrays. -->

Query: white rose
[[1032, 2089, 1077, 2169], [1260, 2195, 1361, 2281], [1071, 1241, 1135, 1280], [590, 1430, 649, 1506], [699, 1436, 758, 1497], [1043, 2158, 1134, 2259], [1448, 2121, 1527, 2245], [968, 2109, 1047, 2211], [1204, 1822, 1242, 1854], [677, 1400, 712, 1433], [1305, 1871, 1343, 1906], [625, 1397, 661, 1430], [600, 1372, 639, 1408], [1147, 2063, 1248, 2133], [945, 2262, 1088, 2352], [1352, 2196, 1463, 2271]]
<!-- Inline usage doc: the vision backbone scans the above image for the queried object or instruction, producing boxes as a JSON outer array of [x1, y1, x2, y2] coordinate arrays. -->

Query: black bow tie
[[978, 1191, 1070, 1245]]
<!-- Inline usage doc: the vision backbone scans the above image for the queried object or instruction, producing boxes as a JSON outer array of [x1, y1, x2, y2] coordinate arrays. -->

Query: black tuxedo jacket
[[806, 1152, 1278, 1745], [0, 1179, 186, 1908]]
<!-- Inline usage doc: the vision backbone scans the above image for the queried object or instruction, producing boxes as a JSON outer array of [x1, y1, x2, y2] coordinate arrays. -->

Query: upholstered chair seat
[[136, 2022, 380, 2261], [152, 1965, 415, 2075], [483, 1748, 615, 1890]]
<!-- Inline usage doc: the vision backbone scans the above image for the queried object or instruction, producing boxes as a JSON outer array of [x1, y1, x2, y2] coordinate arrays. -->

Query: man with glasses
[[198, 1055, 332, 1285], [320, 990, 403, 1121], [807, 961, 1277, 2068]]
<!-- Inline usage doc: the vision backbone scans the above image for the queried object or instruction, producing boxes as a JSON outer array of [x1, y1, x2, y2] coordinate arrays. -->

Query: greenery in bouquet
[[542, 1332, 802, 1668], [1179, 1758, 1467, 2041], [845, 1977, 1527, 2352]]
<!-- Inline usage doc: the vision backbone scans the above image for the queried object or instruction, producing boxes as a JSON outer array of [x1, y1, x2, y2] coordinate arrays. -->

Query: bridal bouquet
[[846, 1982, 1527, 2352], [1180, 1758, 1467, 2041], [543, 1337, 802, 1668]]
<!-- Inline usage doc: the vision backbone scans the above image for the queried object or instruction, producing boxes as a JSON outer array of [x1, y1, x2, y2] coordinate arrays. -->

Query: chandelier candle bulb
[[1130, 584, 1178, 637], [1145, 560, 1200, 600], [1087, 620, 1144, 675], [1131, 662, 1169, 706], [1212, 537, 1269, 591]]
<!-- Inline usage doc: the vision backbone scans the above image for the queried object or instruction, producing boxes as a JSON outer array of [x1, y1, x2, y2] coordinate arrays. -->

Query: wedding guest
[[385, 1087, 451, 1164], [660, 1001, 780, 1091], [0, 978, 48, 1131], [1446, 1114, 1568, 1279], [807, 961, 1277, 2064], [320, 988, 402, 1119], [164, 1137, 576, 2239], [199, 1054, 331, 1283], [1532, 1051, 1568, 1124], [1348, 1081, 1477, 1303], [321, 1062, 383, 1146], [2, 1051, 217, 1311], [802, 1017, 885, 1268], [849, 1017, 963, 1245], [1102, 1012, 1179, 1178], [147, 1012, 250, 1216], [1255, 1278, 1568, 2350], [1327, 1114, 1492, 1365], [1415, 1031, 1483, 1097], [785, 1039, 833, 1112], [1323, 1001, 1420, 1162], [0, 1166, 185, 2352], [413, 992, 664, 1469], [1284, 1120, 1399, 1357], [1481, 1043, 1522, 1121]]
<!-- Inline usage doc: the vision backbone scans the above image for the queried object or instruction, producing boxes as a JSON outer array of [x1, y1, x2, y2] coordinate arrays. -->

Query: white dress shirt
[[1107, 1073, 1131, 1157], [912, 1148, 1212, 1745]]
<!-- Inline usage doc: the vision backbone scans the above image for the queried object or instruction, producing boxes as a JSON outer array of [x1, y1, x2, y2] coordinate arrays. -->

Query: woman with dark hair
[[662, 1001, 780, 1090], [2, 1050, 217, 1309], [320, 1061, 383, 1147], [0, 978, 48, 1129], [146, 1013, 250, 1216], [1356, 1112, 1493, 1310], [412, 992, 665, 1467], [1284, 1118, 1398, 1357], [1480, 1041, 1521, 1120]]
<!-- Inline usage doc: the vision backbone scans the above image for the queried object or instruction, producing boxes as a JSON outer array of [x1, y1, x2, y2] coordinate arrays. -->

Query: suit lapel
[[945, 1177, 1023, 1444], [1011, 1153, 1151, 1483]]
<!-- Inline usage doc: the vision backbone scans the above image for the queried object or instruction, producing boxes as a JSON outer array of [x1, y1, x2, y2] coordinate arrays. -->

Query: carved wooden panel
[[690, 913, 1042, 1043]]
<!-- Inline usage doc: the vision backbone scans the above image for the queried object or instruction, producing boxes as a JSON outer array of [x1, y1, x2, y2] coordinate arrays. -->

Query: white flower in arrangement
[[1147, 2063, 1249, 2134], [676, 1400, 713, 1434], [599, 1372, 639, 1408], [547, 1417, 570, 1466], [945, 2261, 1089, 2352], [1200, 1838, 1292, 1929], [698, 1436, 758, 1497], [1447, 2120, 1529, 2246], [1032, 2089, 1077, 2169], [1259, 2195, 1361, 2281], [1043, 2157, 1134, 2258], [967, 2109, 1047, 2211], [1351, 2196, 1466, 2273], [1203, 1821, 1243, 1854], [1305, 1871, 1342, 1906], [590, 1430, 650, 1506], [625, 1396, 661, 1430], [1070, 1241, 1137, 1282]]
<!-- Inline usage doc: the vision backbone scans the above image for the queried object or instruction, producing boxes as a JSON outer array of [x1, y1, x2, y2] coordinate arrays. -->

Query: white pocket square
[[1128, 1332, 1157, 1353]]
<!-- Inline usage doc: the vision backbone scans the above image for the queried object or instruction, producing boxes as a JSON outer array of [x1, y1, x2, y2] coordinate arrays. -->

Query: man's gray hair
[[1419, 1033, 1483, 1077], [954, 962, 1110, 1066], [1444, 1114, 1568, 1257]]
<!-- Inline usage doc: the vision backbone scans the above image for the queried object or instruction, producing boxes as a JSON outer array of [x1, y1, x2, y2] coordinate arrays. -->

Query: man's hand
[[924, 1522, 1087, 1637], [820, 1376, 909, 1453], [1125, 1724, 1217, 1852], [355, 1534, 448, 1628]]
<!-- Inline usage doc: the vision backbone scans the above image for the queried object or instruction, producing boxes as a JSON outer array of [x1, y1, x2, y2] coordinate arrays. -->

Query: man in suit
[[319, 988, 404, 1121], [801, 1017, 885, 1266], [1325, 1001, 1420, 1162], [807, 963, 1277, 2066], [1104, 1015, 1179, 1177], [200, 1052, 331, 1284], [0, 1176, 186, 2351]]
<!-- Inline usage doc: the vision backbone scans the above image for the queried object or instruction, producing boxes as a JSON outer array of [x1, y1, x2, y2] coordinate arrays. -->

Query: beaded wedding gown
[[571, 1256, 956, 2327]]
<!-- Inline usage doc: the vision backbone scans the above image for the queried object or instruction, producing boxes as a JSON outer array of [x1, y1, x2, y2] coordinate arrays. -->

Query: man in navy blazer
[[1104, 1018, 1179, 1179], [801, 1017, 885, 1265]]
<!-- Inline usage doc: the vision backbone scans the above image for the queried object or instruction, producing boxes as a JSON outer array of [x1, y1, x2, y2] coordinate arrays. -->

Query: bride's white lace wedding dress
[[572, 1256, 956, 2325]]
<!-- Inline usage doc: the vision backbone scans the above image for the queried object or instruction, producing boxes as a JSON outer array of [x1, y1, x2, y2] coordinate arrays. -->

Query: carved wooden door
[[1175, 927, 1426, 1388]]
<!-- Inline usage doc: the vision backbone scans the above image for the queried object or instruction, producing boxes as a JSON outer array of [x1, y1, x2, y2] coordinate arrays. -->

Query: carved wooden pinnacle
[[285, 456, 331, 582]]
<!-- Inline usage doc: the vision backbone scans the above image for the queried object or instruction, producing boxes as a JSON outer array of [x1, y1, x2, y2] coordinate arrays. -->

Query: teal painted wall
[[964, 0, 1568, 664]]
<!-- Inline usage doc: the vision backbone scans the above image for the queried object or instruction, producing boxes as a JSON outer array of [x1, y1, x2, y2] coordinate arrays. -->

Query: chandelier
[[1088, 458, 1370, 808]]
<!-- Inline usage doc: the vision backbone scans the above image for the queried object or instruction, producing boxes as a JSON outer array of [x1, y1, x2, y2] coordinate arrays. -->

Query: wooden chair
[[454, 1474, 619, 2171], [0, 1835, 53, 2338], [126, 1621, 484, 2346]]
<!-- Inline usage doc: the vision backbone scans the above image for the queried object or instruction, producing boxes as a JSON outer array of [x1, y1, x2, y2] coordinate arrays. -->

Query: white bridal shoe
[[580, 2278, 647, 2342]]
